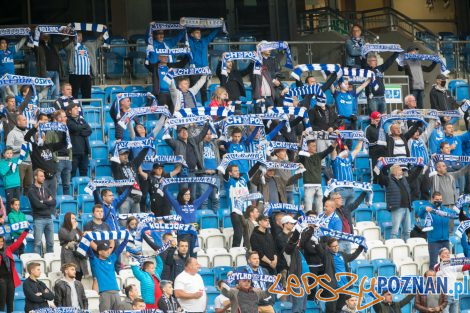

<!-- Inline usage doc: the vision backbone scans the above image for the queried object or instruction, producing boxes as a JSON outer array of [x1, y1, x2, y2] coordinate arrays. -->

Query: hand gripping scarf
[[144, 154, 188, 167], [361, 43, 403, 57], [218, 152, 266, 174], [324, 179, 373, 205], [118, 105, 171, 130], [163, 66, 212, 84], [235, 193, 264, 213], [453, 194, 470, 213], [220, 114, 265, 139], [110, 138, 155, 163], [373, 157, 425, 175], [396, 53, 449, 75], [290, 63, 341, 81], [37, 122, 72, 149], [33, 25, 76, 46], [264, 202, 305, 217], [173, 106, 234, 118], [455, 220, 470, 239], [377, 114, 429, 146], [162, 115, 211, 135], [0, 221, 30, 236], [283, 84, 327, 106], [226, 272, 283, 291], [180, 17, 227, 33], [146, 22, 185, 49], [429, 155, 470, 177], [257, 41, 293, 69], [221, 51, 262, 76], [70, 22, 110, 47], [76, 230, 131, 256], [84, 179, 135, 196]]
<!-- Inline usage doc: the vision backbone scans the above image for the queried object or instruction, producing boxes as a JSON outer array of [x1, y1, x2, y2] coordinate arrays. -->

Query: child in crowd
[[7, 198, 27, 256], [0, 146, 22, 214]]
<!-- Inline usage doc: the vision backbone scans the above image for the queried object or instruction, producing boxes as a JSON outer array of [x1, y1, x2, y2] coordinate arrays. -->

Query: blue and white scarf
[[329, 67, 379, 90], [228, 99, 266, 106], [0, 27, 31, 37], [163, 66, 212, 84], [37, 122, 72, 149], [261, 161, 304, 173], [70, 22, 110, 47], [439, 257, 470, 268], [154, 47, 191, 56], [420, 213, 434, 232], [38, 107, 57, 115], [221, 114, 265, 138], [460, 100, 470, 114], [147, 22, 185, 48], [76, 230, 130, 256], [111, 139, 155, 163], [103, 310, 162, 313], [268, 106, 308, 119], [290, 63, 341, 81], [33, 25, 76, 46], [377, 114, 429, 145], [173, 106, 234, 118], [144, 154, 188, 167], [119, 214, 182, 222], [0, 73, 54, 87], [396, 53, 449, 75], [221, 51, 262, 76], [118, 106, 171, 129], [319, 227, 368, 251], [373, 157, 424, 175], [267, 141, 299, 152], [160, 176, 218, 190], [84, 179, 135, 196], [116, 92, 157, 104], [429, 155, 470, 177], [324, 179, 373, 204], [453, 194, 470, 213], [135, 222, 197, 241], [33, 308, 91, 313], [163, 115, 211, 135], [0, 221, 30, 236], [226, 272, 283, 291], [235, 193, 264, 212], [455, 220, 470, 239], [361, 43, 403, 57], [264, 202, 304, 217], [180, 17, 227, 33], [300, 130, 367, 151], [283, 85, 326, 106], [257, 41, 293, 69], [8, 143, 31, 173], [218, 152, 265, 174]]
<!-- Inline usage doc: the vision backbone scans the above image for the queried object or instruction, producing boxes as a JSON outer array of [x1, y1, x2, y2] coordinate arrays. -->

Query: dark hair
[[231, 128, 242, 135], [327, 237, 338, 246], [33, 168, 45, 178], [244, 205, 255, 219], [440, 141, 450, 150], [178, 238, 189, 247], [305, 76, 315, 84], [132, 298, 145, 307], [92, 203, 103, 213], [177, 187, 192, 205], [62, 212, 82, 236], [27, 262, 41, 274], [101, 189, 112, 198], [305, 210, 317, 217], [143, 261, 154, 271], [61, 262, 77, 274], [184, 257, 197, 268], [162, 233, 173, 241], [10, 198, 19, 206], [37, 113, 48, 121], [350, 24, 362, 35], [177, 76, 190, 84], [227, 164, 238, 173], [432, 191, 442, 198], [217, 280, 224, 288], [3, 146, 13, 155], [126, 216, 138, 229], [5, 95, 15, 103], [246, 250, 259, 261], [306, 139, 316, 146], [124, 284, 135, 298]]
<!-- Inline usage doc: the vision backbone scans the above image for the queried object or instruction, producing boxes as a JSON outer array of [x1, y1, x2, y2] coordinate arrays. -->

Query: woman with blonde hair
[[209, 86, 229, 108]]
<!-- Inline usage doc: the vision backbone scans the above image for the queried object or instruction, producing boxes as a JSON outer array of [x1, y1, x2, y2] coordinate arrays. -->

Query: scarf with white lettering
[[319, 227, 368, 251], [221, 51, 262, 75], [180, 17, 227, 33], [460, 100, 470, 114], [377, 114, 429, 145], [267, 141, 299, 152], [373, 157, 424, 175], [439, 257, 470, 268], [403, 108, 460, 119], [135, 222, 197, 242], [33, 25, 76, 46], [0, 27, 32, 46], [0, 221, 30, 236], [0, 74, 54, 88], [283, 84, 327, 106], [257, 41, 293, 69], [103, 310, 162, 313], [324, 179, 373, 204], [455, 220, 470, 239], [453, 194, 470, 213], [396, 53, 449, 75], [220, 114, 265, 139], [429, 154, 470, 177], [226, 272, 283, 290], [33, 308, 91, 313], [144, 154, 188, 167], [118, 106, 171, 129], [84, 179, 135, 196], [218, 152, 266, 174], [361, 43, 403, 57], [110, 139, 155, 163], [76, 230, 130, 256], [162, 115, 210, 136], [118, 214, 182, 222], [70, 23, 110, 47], [37, 122, 72, 149], [234, 193, 264, 212], [163, 66, 212, 84], [264, 202, 305, 217], [159, 176, 218, 195], [147, 22, 185, 47], [228, 99, 266, 106]]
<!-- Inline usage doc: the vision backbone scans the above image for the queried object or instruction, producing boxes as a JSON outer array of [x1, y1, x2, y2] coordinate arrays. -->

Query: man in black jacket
[[165, 238, 189, 282], [276, 215, 296, 281], [66, 103, 92, 177], [28, 168, 56, 255], [23, 262, 54, 312], [315, 237, 364, 313], [250, 215, 277, 275], [216, 56, 250, 102], [53, 263, 87, 309], [430, 74, 458, 112], [385, 122, 420, 158], [111, 146, 149, 214], [365, 111, 387, 182], [373, 290, 414, 313]]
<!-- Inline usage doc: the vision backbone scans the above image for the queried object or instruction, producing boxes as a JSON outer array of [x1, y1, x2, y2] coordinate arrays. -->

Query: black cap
[[177, 125, 188, 132], [407, 45, 419, 52], [153, 162, 164, 169], [96, 241, 110, 251], [436, 74, 448, 80], [256, 215, 269, 223]]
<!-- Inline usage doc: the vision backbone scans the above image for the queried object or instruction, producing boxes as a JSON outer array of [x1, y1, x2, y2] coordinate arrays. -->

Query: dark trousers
[[429, 240, 449, 270], [231, 212, 244, 247], [72, 154, 89, 177], [69, 74, 92, 99], [189, 75, 208, 104], [158, 92, 173, 114], [0, 277, 15, 313], [410, 167, 431, 202], [411, 89, 424, 109], [323, 288, 348, 313], [5, 187, 20, 214], [138, 173, 150, 212]]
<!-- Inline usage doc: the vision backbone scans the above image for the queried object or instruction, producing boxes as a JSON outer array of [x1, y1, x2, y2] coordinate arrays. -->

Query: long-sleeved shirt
[[23, 277, 55, 312], [93, 187, 130, 231], [365, 52, 400, 98], [28, 184, 56, 219], [164, 185, 213, 225], [188, 28, 220, 67], [298, 146, 334, 185]]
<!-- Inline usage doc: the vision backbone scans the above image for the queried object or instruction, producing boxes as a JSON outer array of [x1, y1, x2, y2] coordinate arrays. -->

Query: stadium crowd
[[0, 16, 469, 313]]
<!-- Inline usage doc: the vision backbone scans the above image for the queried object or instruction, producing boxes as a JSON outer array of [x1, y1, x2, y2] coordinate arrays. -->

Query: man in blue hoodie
[[418, 191, 459, 269], [440, 123, 470, 156], [188, 26, 222, 103]]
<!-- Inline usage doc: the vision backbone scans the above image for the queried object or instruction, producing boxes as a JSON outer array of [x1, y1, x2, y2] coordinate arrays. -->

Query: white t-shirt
[[214, 294, 230, 310], [174, 270, 207, 312]]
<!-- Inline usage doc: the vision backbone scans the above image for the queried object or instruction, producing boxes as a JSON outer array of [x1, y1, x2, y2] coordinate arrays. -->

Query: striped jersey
[[72, 44, 91, 75], [408, 138, 429, 165], [332, 155, 354, 181]]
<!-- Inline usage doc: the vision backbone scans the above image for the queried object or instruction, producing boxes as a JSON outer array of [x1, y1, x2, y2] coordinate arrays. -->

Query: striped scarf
[[221, 114, 265, 138], [324, 179, 373, 198], [361, 43, 403, 57], [319, 227, 368, 251], [226, 272, 283, 290], [373, 157, 424, 175], [147, 22, 184, 47], [0, 27, 32, 46], [144, 154, 188, 167], [162, 115, 210, 135], [33, 308, 91, 313], [257, 41, 293, 69], [163, 66, 212, 84], [290, 63, 341, 81], [118, 214, 182, 222], [235, 193, 264, 212], [429, 155, 470, 177], [455, 220, 470, 239], [218, 152, 265, 174], [439, 257, 470, 268], [180, 17, 227, 33], [37, 122, 72, 149], [70, 23, 110, 47], [453, 194, 470, 213], [173, 106, 234, 118], [84, 179, 135, 196], [9, 143, 30, 173], [397, 53, 449, 75], [267, 141, 299, 152], [377, 114, 428, 146], [264, 202, 304, 217], [228, 99, 266, 106], [76, 230, 130, 256], [0, 73, 54, 87], [283, 85, 326, 106], [33, 25, 76, 46], [261, 161, 304, 173], [0, 221, 30, 236], [268, 106, 309, 119], [221, 51, 262, 76], [110, 139, 155, 163], [118, 106, 170, 129], [403, 108, 460, 119], [460, 100, 470, 114]]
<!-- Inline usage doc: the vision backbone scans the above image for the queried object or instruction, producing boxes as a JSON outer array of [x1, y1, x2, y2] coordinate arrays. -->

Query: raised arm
[[355, 78, 371, 94], [193, 185, 214, 209], [163, 187, 183, 216], [114, 231, 130, 255], [351, 141, 363, 159]]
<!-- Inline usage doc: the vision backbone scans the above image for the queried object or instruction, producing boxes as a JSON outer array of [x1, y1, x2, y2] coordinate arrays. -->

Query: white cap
[[281, 215, 297, 225]]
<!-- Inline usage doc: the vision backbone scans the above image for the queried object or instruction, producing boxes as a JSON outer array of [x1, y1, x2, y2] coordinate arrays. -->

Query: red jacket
[[0, 230, 28, 287]]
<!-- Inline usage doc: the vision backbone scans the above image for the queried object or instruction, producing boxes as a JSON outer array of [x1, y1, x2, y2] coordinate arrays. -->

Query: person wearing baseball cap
[[398, 45, 438, 109], [276, 215, 297, 277], [430, 73, 458, 113], [365, 111, 387, 181]]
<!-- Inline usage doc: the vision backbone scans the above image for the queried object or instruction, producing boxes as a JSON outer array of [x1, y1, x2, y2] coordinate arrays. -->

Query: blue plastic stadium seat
[[205, 286, 219, 306], [456, 85, 469, 101], [106, 122, 116, 141], [56, 195, 78, 215], [93, 159, 112, 177], [89, 123, 104, 141], [91, 86, 106, 107], [372, 259, 396, 277], [20, 195, 32, 214], [353, 206, 373, 222], [197, 209, 219, 229], [372, 184, 385, 202], [72, 176, 91, 196], [81, 213, 94, 226], [199, 267, 215, 286], [105, 52, 125, 79], [83, 108, 102, 125], [460, 295, 470, 312], [124, 86, 146, 107], [238, 36, 256, 71], [104, 86, 124, 104], [13, 290, 25, 311], [218, 208, 232, 228], [90, 140, 109, 160], [213, 266, 232, 282]]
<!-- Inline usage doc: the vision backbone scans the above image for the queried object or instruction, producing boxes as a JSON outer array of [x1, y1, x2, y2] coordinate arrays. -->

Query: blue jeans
[[55, 159, 72, 195], [47, 71, 60, 99], [428, 240, 449, 270], [337, 188, 355, 209], [199, 174, 220, 211], [33, 218, 54, 255], [368, 96, 386, 114], [411, 89, 424, 109], [444, 295, 458, 313], [391, 207, 411, 241]]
